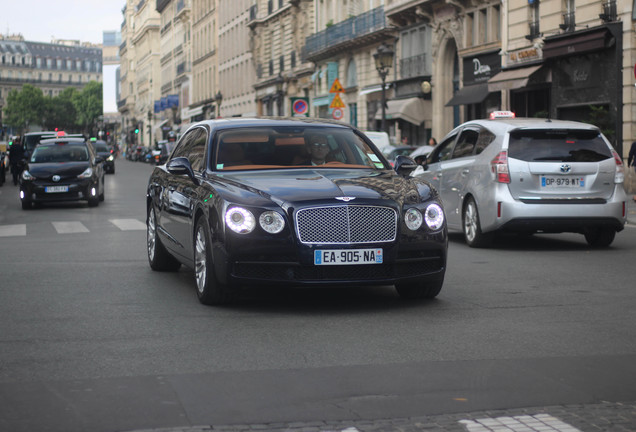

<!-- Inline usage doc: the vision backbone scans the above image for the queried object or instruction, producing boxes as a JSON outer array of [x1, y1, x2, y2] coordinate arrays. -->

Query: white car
[[413, 112, 627, 247]]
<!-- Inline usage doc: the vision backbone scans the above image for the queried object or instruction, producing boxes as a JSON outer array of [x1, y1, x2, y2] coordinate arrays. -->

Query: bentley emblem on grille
[[52, 175, 61, 182], [560, 164, 572, 173], [335, 197, 356, 202]]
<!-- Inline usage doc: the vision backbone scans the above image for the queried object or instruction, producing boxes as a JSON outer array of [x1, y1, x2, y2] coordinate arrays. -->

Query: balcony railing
[[400, 54, 427, 79], [599, 0, 617, 22], [304, 7, 386, 59], [559, 12, 575, 32], [525, 21, 541, 40]]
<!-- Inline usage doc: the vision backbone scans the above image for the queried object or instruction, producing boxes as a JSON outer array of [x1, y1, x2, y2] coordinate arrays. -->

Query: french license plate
[[45, 185, 69, 193], [541, 176, 584, 188], [314, 248, 383, 265]]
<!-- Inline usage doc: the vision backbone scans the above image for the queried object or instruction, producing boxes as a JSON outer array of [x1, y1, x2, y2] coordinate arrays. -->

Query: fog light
[[91, 187, 96, 196], [20, 190, 24, 199]]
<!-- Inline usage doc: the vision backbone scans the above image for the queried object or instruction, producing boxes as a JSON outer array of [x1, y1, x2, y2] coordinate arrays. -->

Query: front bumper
[[21, 179, 96, 203]]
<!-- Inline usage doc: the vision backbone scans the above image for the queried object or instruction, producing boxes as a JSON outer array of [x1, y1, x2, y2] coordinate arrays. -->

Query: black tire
[[21, 199, 32, 210], [147, 207, 181, 271], [87, 195, 99, 207], [463, 197, 493, 248], [395, 273, 445, 299], [584, 227, 616, 248], [194, 217, 234, 305]]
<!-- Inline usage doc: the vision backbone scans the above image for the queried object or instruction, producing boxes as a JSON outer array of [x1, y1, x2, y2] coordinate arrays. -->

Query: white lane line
[[52, 221, 89, 234], [0, 224, 27, 237], [110, 219, 146, 231]]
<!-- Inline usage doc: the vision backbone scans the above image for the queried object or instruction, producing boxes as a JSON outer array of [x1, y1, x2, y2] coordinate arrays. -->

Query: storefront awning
[[153, 119, 168, 131], [543, 27, 611, 59], [374, 97, 431, 126], [488, 65, 543, 92], [359, 84, 391, 96], [445, 84, 490, 106]]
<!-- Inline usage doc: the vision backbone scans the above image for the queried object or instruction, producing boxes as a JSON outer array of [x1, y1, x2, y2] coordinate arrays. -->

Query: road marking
[[52, 221, 89, 234], [459, 414, 581, 432], [0, 224, 26, 237], [110, 218, 146, 231]]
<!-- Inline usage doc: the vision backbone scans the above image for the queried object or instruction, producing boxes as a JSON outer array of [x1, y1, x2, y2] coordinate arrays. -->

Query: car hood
[[26, 162, 90, 179], [213, 168, 433, 208]]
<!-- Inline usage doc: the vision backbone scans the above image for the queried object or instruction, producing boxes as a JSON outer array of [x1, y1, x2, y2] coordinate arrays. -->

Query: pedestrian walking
[[628, 141, 636, 201], [9, 136, 26, 186]]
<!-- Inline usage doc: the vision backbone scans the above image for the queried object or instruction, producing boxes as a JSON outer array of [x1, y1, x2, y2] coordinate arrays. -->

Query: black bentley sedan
[[20, 137, 105, 209], [146, 118, 448, 305]]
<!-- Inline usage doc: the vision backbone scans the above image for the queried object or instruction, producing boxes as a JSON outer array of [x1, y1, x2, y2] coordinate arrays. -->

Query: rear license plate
[[45, 185, 69, 193], [314, 248, 383, 265], [540, 176, 584, 188]]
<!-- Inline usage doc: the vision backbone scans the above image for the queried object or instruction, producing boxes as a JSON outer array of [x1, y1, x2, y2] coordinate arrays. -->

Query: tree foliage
[[4, 84, 45, 134], [4, 82, 103, 135], [73, 81, 103, 135]]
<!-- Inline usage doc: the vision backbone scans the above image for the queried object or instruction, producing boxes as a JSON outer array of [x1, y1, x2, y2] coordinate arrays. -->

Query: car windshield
[[508, 129, 612, 162], [31, 143, 89, 163], [213, 126, 387, 170], [94, 142, 110, 152]]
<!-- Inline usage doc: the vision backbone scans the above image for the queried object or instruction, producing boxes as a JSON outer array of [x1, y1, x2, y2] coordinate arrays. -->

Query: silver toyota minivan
[[414, 113, 627, 247]]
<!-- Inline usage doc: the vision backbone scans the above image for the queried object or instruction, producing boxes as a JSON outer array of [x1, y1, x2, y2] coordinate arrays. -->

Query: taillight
[[611, 150, 624, 184], [491, 151, 510, 183]]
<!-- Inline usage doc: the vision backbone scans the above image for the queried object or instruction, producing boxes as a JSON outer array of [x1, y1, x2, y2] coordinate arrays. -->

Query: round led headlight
[[259, 211, 285, 234], [225, 207, 255, 234], [404, 208, 423, 231], [424, 203, 444, 230]]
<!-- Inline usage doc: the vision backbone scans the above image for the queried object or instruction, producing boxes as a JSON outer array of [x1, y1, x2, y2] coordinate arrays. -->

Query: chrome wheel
[[147, 208, 157, 262], [463, 200, 478, 243], [195, 225, 207, 294]]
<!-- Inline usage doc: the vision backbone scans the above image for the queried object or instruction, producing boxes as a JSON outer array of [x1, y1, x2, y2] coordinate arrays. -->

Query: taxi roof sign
[[329, 78, 344, 94], [489, 111, 516, 119]]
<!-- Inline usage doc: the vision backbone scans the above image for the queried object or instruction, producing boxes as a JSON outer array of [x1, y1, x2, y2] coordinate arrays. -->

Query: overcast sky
[[4, 0, 124, 44]]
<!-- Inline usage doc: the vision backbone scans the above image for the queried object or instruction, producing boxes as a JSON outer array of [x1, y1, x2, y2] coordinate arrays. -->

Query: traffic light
[[134, 128, 139, 134]]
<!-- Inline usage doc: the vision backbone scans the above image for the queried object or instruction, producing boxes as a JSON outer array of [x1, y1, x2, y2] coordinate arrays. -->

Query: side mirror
[[394, 155, 418, 176], [94, 156, 104, 164], [167, 157, 199, 185]]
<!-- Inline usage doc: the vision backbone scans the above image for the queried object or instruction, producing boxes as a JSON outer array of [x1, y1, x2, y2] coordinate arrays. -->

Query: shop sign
[[508, 47, 542, 66], [463, 52, 501, 86]]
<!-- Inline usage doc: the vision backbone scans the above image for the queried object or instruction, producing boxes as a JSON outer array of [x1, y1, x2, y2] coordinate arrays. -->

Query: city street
[[0, 159, 635, 432]]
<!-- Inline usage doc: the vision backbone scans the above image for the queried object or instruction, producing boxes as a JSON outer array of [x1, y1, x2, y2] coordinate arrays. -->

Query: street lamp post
[[215, 91, 223, 118], [373, 42, 395, 134]]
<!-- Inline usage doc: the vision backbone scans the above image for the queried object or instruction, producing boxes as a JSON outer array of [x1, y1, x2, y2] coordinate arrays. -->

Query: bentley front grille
[[295, 205, 397, 244]]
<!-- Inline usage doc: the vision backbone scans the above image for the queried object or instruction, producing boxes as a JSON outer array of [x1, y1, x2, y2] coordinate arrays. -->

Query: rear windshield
[[31, 144, 89, 163], [508, 129, 612, 162]]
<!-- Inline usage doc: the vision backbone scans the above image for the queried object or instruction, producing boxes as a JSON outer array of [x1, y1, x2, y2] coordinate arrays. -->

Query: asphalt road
[[0, 159, 635, 432]]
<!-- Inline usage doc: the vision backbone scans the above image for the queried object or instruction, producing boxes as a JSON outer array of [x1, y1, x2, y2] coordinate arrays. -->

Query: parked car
[[90, 139, 116, 174], [146, 118, 447, 305], [413, 112, 627, 247], [19, 137, 105, 209], [363, 131, 391, 152]]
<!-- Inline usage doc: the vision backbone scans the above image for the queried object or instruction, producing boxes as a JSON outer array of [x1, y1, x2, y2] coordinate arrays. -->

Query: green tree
[[4, 84, 45, 133], [72, 81, 103, 136], [42, 87, 79, 132]]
